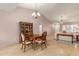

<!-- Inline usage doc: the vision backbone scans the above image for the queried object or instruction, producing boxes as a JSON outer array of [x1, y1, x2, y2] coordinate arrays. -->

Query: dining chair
[[35, 32, 47, 49], [21, 33, 33, 52], [41, 32, 47, 48]]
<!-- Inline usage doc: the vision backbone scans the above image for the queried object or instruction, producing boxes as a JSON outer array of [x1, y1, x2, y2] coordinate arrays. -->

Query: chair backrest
[[21, 33, 25, 41], [42, 32, 47, 36], [42, 32, 47, 40]]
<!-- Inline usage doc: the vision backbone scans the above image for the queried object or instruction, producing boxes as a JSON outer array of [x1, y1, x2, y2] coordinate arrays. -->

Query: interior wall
[[0, 7, 52, 48]]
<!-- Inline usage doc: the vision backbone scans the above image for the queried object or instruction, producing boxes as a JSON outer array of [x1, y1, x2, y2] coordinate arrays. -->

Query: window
[[39, 25, 43, 35], [62, 24, 79, 33]]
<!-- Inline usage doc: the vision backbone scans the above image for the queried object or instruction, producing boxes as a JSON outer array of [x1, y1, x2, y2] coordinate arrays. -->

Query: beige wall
[[0, 7, 52, 48]]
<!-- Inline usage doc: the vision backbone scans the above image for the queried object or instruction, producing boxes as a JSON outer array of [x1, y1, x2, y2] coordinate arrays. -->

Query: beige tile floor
[[0, 36, 79, 56]]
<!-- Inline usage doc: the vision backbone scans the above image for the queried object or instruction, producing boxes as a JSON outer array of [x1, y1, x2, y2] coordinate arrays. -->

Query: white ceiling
[[1, 3, 79, 23], [0, 3, 18, 11], [19, 3, 79, 23]]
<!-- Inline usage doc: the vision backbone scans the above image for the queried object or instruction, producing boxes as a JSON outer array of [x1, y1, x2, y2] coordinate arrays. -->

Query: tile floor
[[0, 36, 79, 56]]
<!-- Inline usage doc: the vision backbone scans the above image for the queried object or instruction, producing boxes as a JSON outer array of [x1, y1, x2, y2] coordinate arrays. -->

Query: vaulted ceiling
[[0, 3, 79, 23]]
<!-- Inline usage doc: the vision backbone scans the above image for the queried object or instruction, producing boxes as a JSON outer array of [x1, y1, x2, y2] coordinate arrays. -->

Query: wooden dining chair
[[35, 32, 47, 49], [21, 33, 33, 52], [41, 32, 47, 48]]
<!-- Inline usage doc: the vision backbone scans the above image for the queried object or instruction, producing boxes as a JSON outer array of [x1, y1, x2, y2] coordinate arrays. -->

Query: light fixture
[[32, 4, 40, 19], [32, 11, 40, 19]]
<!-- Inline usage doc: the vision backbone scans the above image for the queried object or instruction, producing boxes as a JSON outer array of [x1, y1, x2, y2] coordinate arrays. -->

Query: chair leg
[[23, 44, 26, 52], [31, 43, 34, 49], [41, 44, 43, 49], [44, 43, 47, 48], [21, 44, 23, 49], [32, 43, 35, 50]]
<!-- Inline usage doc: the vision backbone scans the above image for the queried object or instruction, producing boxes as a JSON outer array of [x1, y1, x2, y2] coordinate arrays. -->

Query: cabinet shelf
[[19, 21, 33, 43]]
